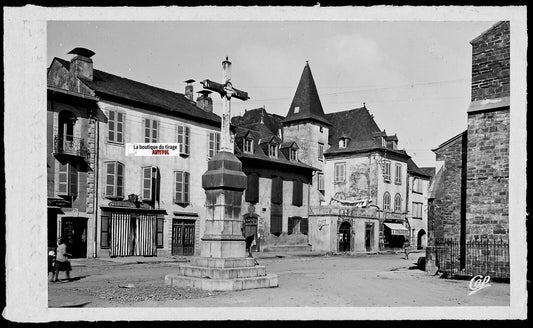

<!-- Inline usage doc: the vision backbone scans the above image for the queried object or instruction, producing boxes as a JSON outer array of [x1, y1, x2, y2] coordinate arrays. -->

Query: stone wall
[[470, 21, 510, 102]]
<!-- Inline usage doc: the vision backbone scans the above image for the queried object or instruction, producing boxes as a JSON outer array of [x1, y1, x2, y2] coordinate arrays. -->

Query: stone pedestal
[[165, 151, 278, 291]]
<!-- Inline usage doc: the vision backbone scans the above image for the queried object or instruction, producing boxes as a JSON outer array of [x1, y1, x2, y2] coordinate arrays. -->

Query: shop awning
[[384, 223, 409, 236]]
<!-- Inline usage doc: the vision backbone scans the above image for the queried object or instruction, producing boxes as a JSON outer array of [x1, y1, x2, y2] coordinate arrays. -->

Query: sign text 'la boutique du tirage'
[[126, 143, 181, 156]]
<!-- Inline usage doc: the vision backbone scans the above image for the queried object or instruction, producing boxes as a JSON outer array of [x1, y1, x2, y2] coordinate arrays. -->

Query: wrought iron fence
[[434, 237, 509, 279], [54, 135, 88, 159]]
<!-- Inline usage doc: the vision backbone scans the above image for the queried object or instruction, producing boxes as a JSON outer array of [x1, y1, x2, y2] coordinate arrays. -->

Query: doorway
[[172, 219, 196, 256], [338, 221, 352, 252], [417, 229, 427, 250], [61, 217, 87, 258], [365, 223, 374, 251]]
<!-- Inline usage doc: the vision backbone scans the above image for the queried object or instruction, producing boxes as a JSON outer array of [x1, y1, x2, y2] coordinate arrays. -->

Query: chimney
[[196, 90, 213, 112], [184, 79, 195, 101], [68, 47, 95, 80]]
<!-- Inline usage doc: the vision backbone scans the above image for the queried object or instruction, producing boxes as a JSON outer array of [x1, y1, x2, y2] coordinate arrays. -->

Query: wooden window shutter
[[245, 173, 259, 203], [288, 217, 295, 235], [100, 216, 110, 249], [300, 218, 309, 235], [270, 213, 282, 235], [156, 218, 164, 248], [292, 179, 303, 206], [271, 176, 283, 205]]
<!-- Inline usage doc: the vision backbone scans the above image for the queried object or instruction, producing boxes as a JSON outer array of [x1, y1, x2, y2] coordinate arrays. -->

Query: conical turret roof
[[283, 62, 331, 126]]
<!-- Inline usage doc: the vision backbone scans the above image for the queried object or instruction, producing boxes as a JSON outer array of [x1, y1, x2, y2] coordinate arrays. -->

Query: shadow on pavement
[[55, 302, 92, 308]]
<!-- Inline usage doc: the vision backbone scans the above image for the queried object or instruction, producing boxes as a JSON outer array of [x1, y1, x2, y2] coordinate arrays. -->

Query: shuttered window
[[100, 215, 110, 249], [105, 161, 124, 198], [174, 171, 190, 205], [108, 110, 124, 144], [208, 132, 220, 159], [292, 179, 303, 206], [144, 118, 158, 143], [58, 163, 78, 196], [156, 218, 164, 248], [270, 214, 282, 235], [334, 162, 346, 183], [177, 125, 190, 156], [300, 218, 309, 235], [245, 173, 259, 203], [271, 176, 283, 205]]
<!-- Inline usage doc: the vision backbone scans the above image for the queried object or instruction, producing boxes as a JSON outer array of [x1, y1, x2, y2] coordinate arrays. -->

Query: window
[[339, 138, 348, 149], [208, 132, 220, 159], [317, 173, 325, 194], [177, 125, 190, 156], [58, 162, 78, 196], [383, 192, 391, 211], [300, 218, 309, 235], [413, 178, 423, 193], [245, 173, 259, 203], [100, 216, 110, 249], [244, 138, 254, 153], [334, 162, 346, 183], [105, 161, 124, 198], [142, 166, 159, 201], [144, 118, 158, 143], [156, 218, 164, 248], [174, 171, 190, 205], [318, 143, 324, 161], [294, 106, 300, 113], [268, 144, 278, 158], [292, 179, 303, 206], [290, 149, 297, 161], [271, 176, 283, 205], [108, 110, 124, 144], [383, 160, 391, 182], [395, 164, 402, 184], [394, 193, 402, 212], [412, 202, 423, 218]]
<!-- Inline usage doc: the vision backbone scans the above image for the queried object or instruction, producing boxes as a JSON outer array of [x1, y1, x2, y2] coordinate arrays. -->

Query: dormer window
[[268, 144, 278, 158], [244, 138, 254, 153], [294, 106, 300, 114], [339, 138, 349, 149], [290, 149, 297, 161], [381, 137, 386, 147]]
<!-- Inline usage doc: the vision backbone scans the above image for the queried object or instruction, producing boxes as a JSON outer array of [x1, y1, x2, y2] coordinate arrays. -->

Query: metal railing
[[435, 237, 509, 279], [53, 135, 88, 159]]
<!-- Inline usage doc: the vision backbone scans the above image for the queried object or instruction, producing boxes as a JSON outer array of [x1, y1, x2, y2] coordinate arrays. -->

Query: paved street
[[48, 253, 509, 308]]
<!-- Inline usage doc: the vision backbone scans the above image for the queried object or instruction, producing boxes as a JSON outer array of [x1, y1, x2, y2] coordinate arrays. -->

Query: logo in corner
[[468, 275, 491, 295]]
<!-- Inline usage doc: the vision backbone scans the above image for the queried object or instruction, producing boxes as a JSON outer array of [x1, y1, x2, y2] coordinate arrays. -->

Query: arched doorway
[[338, 221, 352, 252], [417, 229, 427, 250]]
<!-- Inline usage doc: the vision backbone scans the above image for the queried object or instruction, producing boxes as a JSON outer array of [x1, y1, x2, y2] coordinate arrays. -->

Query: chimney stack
[[196, 90, 213, 112], [68, 47, 95, 81], [184, 79, 195, 102]]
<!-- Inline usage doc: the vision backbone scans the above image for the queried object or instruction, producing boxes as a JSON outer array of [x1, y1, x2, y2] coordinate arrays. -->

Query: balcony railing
[[53, 135, 89, 159]]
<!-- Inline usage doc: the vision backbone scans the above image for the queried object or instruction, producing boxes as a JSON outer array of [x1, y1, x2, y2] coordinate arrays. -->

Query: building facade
[[48, 48, 222, 258], [426, 21, 510, 278]]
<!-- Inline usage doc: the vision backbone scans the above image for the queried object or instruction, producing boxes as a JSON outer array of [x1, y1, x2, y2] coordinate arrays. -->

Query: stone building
[[47, 54, 102, 257], [231, 107, 315, 252], [48, 48, 222, 258], [281, 61, 428, 252], [426, 21, 510, 277]]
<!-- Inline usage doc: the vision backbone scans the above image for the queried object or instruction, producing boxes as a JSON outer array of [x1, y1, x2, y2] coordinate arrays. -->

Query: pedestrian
[[52, 237, 72, 282], [403, 238, 411, 260]]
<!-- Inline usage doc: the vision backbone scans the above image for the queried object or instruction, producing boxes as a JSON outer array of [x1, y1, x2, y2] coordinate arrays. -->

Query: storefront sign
[[48, 198, 71, 208]]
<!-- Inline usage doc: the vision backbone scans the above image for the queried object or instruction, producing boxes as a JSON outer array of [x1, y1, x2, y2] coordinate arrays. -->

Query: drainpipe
[[93, 110, 100, 258]]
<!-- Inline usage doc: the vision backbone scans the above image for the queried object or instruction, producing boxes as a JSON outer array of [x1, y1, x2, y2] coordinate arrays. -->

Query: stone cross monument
[[165, 57, 278, 291]]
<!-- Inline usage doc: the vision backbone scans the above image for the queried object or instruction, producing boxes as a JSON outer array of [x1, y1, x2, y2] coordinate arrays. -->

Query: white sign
[[125, 143, 181, 156], [468, 275, 491, 295]]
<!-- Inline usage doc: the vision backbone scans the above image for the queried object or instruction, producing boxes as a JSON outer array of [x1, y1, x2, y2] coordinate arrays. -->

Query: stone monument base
[[165, 257, 279, 291]]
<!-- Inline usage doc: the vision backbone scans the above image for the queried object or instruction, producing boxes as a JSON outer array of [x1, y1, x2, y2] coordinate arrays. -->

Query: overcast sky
[[47, 19, 498, 168]]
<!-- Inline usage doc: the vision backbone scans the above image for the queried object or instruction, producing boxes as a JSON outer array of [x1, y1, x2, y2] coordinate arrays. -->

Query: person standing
[[403, 238, 411, 260], [52, 237, 72, 282]]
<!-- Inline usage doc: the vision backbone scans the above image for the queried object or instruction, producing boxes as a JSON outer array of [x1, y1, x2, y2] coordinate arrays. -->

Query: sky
[[47, 19, 498, 168]]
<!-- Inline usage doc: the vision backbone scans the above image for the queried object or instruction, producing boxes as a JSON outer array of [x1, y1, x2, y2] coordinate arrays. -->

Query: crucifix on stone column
[[201, 56, 249, 153]]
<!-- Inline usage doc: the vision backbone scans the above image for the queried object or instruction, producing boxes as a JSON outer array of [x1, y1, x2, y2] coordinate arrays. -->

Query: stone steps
[[165, 273, 278, 291], [175, 264, 267, 279], [261, 245, 312, 252]]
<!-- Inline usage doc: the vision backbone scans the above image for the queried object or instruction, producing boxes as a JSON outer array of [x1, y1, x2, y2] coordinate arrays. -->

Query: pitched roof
[[407, 158, 431, 178], [53, 57, 221, 127], [282, 62, 330, 126], [325, 107, 380, 153], [231, 107, 283, 137], [419, 167, 436, 178]]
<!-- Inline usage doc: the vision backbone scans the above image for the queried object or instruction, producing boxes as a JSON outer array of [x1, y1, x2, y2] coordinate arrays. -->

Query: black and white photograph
[[3, 5, 527, 321]]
